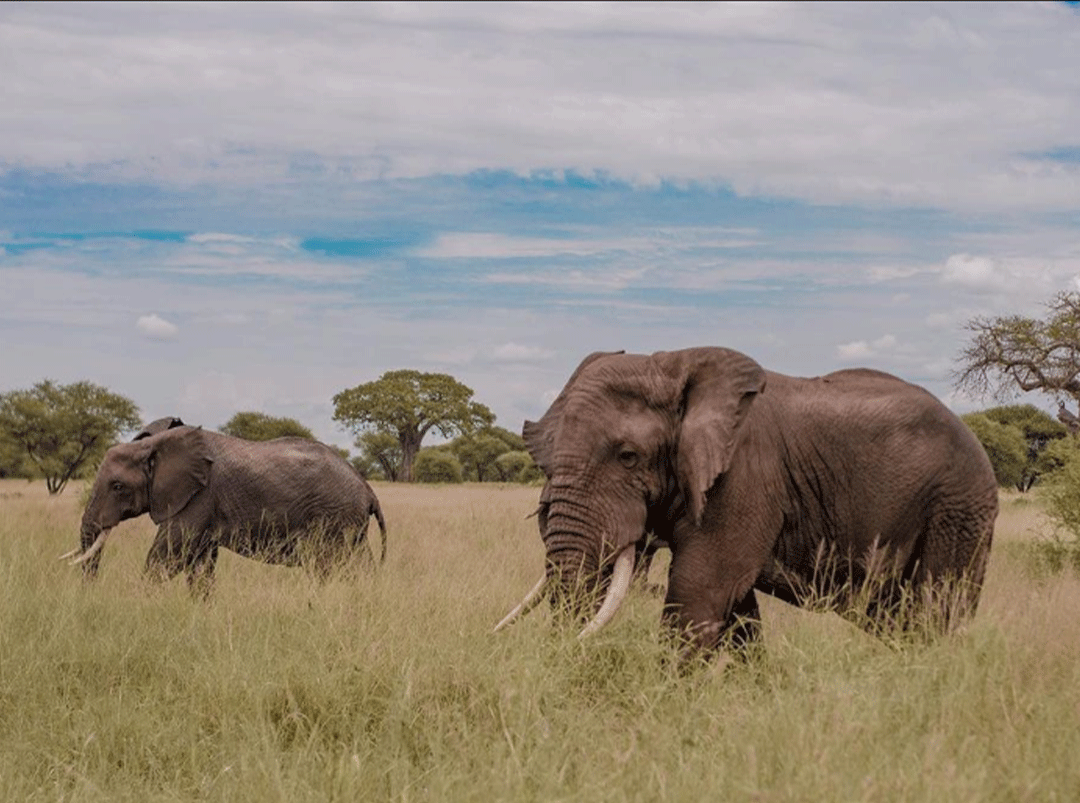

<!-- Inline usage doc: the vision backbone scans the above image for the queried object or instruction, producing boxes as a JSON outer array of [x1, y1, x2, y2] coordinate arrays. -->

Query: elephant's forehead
[[557, 392, 671, 445]]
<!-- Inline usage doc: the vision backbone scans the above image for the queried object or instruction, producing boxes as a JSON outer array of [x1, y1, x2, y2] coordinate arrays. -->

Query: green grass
[[2, 481, 1079, 801]]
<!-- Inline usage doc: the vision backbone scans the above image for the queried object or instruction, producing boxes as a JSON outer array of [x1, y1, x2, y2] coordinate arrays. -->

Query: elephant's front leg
[[144, 521, 216, 598], [662, 534, 763, 661]]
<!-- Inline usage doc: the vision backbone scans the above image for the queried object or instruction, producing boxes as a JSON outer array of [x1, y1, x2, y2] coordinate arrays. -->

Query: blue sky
[[2, 2, 1080, 449]]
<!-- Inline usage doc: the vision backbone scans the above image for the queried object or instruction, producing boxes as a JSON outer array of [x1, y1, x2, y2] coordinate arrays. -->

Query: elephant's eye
[[111, 481, 125, 492], [618, 449, 639, 469]]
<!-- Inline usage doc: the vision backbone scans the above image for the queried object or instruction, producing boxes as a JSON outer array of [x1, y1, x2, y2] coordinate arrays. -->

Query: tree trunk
[[399, 429, 422, 482]]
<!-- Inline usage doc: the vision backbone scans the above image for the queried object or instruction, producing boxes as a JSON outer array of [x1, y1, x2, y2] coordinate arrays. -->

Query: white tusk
[[577, 545, 635, 640], [68, 529, 111, 566], [493, 573, 549, 633], [57, 547, 82, 561]]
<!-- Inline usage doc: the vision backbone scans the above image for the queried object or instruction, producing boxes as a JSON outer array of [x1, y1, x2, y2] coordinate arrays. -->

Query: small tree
[[450, 426, 526, 481], [495, 450, 543, 484], [352, 431, 402, 482], [977, 404, 1068, 491], [413, 448, 464, 483], [333, 370, 494, 482], [961, 413, 1028, 490], [220, 411, 315, 441], [0, 380, 141, 494]]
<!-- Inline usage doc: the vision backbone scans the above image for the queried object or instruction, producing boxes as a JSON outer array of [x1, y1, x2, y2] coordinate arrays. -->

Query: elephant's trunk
[[542, 492, 633, 631], [67, 515, 108, 578]]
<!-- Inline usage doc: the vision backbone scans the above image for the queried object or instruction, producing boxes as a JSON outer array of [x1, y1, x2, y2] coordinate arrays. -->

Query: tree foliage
[[955, 291, 1080, 404], [220, 411, 315, 442], [0, 380, 141, 494], [449, 425, 527, 481], [333, 370, 494, 482], [351, 431, 402, 481], [0, 435, 31, 479], [962, 413, 1029, 490], [495, 450, 543, 484], [962, 404, 1071, 492], [413, 448, 464, 483]]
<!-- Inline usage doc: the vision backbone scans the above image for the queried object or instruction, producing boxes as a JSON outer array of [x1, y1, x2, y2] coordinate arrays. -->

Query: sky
[[2, 1, 1080, 451]]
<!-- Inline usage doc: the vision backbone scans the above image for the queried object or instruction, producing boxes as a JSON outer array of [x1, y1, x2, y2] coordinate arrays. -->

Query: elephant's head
[[67, 426, 212, 577], [498, 348, 765, 635]]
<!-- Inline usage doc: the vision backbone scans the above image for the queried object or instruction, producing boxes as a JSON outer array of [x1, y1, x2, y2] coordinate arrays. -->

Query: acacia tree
[[333, 370, 494, 482], [955, 291, 1080, 415], [0, 380, 141, 494], [220, 411, 315, 441]]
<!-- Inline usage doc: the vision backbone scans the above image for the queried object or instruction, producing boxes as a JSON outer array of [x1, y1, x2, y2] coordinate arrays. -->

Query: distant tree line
[[0, 369, 540, 494]]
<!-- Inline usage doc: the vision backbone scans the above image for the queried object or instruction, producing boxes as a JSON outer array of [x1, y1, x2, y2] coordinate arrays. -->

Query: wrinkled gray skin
[[76, 426, 387, 595], [521, 347, 998, 660]]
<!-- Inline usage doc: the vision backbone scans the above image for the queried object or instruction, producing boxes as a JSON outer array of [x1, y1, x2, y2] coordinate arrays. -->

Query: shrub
[[495, 450, 543, 484], [962, 413, 1028, 489], [412, 449, 463, 483]]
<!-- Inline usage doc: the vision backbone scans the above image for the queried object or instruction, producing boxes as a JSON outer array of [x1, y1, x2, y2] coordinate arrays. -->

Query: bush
[[495, 450, 543, 484], [412, 449, 463, 483], [962, 413, 1029, 489]]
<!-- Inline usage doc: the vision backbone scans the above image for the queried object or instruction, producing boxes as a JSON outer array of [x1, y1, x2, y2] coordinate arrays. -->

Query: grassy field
[[1, 479, 1079, 802]]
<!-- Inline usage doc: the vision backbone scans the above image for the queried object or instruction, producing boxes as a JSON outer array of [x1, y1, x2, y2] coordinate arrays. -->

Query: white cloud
[[136, 313, 178, 340], [940, 254, 1001, 291], [2, 4, 1079, 213], [491, 343, 554, 363], [836, 334, 898, 362]]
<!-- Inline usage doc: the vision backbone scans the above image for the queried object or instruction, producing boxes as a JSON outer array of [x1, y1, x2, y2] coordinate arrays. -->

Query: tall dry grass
[[1, 480, 1079, 802]]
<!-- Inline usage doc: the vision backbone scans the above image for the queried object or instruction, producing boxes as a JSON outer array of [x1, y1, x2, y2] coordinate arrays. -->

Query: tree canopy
[[333, 370, 494, 482], [0, 380, 141, 494], [351, 431, 402, 481], [962, 413, 1029, 490], [955, 291, 1080, 407], [449, 425, 527, 482], [220, 411, 315, 442]]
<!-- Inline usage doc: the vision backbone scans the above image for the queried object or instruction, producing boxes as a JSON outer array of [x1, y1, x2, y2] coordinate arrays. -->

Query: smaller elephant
[[132, 416, 186, 441], [64, 425, 387, 595]]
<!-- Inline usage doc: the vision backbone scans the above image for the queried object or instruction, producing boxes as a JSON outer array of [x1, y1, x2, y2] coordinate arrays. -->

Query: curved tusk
[[578, 545, 635, 640], [493, 573, 549, 633], [69, 529, 111, 566], [57, 547, 82, 561]]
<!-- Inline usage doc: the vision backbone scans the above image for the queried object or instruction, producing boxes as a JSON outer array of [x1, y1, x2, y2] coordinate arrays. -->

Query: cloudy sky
[[2, 2, 1080, 450]]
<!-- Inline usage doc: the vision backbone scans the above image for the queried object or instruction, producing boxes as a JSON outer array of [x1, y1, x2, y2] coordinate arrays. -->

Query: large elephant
[[65, 425, 387, 594], [496, 347, 998, 660]]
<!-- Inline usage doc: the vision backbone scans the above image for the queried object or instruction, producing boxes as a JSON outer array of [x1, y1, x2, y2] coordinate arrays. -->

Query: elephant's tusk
[[57, 547, 82, 561], [577, 545, 635, 640], [68, 529, 111, 566], [493, 573, 549, 633]]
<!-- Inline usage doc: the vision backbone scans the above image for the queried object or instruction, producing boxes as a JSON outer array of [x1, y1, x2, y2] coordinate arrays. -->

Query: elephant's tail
[[370, 498, 387, 564]]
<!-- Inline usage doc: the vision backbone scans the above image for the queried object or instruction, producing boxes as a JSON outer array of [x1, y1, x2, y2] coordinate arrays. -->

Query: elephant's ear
[[148, 427, 213, 524], [523, 350, 624, 475], [653, 347, 766, 526]]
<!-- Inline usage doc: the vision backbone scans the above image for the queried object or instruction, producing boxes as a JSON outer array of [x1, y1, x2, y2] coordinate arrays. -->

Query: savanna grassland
[[1, 479, 1079, 802]]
